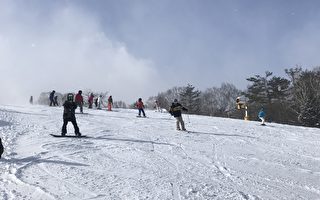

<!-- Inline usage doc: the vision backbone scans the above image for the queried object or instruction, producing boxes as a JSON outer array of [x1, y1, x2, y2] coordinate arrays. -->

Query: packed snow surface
[[0, 104, 319, 200]]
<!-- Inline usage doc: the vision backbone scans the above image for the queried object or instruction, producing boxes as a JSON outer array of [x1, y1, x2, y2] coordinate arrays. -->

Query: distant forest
[[37, 66, 320, 128], [147, 66, 320, 128]]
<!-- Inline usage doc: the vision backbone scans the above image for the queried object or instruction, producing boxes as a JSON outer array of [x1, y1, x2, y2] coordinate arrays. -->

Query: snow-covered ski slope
[[0, 104, 319, 200]]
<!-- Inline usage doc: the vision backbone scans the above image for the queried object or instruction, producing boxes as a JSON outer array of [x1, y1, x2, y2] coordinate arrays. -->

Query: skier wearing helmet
[[61, 93, 81, 136]]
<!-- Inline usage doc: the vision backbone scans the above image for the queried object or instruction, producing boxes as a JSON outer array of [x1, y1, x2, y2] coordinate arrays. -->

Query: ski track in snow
[[0, 104, 320, 199]]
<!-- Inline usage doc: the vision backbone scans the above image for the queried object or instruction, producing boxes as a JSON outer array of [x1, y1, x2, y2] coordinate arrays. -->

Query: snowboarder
[[88, 93, 94, 109], [0, 138, 3, 159], [49, 90, 55, 106], [258, 107, 266, 125], [75, 90, 84, 113], [107, 96, 113, 111], [136, 98, 146, 117], [61, 93, 81, 136], [169, 99, 188, 131]]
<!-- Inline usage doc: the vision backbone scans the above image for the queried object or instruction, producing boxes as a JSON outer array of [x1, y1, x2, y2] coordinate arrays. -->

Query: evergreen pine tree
[[179, 84, 201, 114]]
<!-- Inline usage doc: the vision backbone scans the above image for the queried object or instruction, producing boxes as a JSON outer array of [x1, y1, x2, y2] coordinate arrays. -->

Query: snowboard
[[50, 134, 87, 138], [261, 124, 266, 126], [136, 116, 147, 118], [177, 129, 190, 133]]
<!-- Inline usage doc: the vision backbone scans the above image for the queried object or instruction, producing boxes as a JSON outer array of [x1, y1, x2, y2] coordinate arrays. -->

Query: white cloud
[[0, 3, 160, 104]]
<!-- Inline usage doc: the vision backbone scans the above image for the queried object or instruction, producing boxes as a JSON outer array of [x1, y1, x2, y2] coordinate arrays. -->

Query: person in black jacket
[[0, 138, 4, 159], [49, 90, 55, 106], [169, 99, 188, 131], [61, 93, 81, 136]]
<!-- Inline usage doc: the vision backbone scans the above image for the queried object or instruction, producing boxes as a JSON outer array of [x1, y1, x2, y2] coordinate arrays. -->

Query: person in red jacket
[[107, 95, 113, 111], [88, 93, 94, 109], [136, 98, 146, 117], [75, 90, 84, 113]]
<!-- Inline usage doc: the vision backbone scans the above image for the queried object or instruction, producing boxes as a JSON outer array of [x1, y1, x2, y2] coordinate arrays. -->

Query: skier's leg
[[142, 109, 146, 117], [71, 120, 80, 135], [180, 117, 186, 130], [138, 109, 142, 116], [61, 119, 68, 135], [175, 117, 180, 130], [80, 104, 83, 113]]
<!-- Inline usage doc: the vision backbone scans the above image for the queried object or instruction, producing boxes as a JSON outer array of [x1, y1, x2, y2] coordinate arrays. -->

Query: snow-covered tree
[[294, 69, 320, 127]]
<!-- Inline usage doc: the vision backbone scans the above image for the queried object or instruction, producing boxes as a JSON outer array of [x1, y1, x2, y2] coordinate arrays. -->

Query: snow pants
[[175, 116, 186, 130], [77, 102, 83, 113], [62, 119, 80, 135], [108, 103, 112, 111], [138, 108, 146, 117], [49, 99, 54, 106], [259, 117, 265, 124]]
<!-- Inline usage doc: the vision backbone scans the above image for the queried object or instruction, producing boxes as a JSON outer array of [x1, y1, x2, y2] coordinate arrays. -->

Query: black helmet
[[78, 90, 82, 94], [67, 93, 74, 101]]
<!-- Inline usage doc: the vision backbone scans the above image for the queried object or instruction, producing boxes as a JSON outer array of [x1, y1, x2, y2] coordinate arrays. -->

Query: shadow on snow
[[187, 131, 256, 139], [2, 156, 90, 167], [92, 136, 174, 146]]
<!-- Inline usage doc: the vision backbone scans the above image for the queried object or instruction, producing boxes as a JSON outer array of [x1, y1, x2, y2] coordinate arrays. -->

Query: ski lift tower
[[236, 96, 249, 120]]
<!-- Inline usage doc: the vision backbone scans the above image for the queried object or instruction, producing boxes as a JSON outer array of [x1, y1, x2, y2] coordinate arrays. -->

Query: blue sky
[[1, 0, 320, 103]]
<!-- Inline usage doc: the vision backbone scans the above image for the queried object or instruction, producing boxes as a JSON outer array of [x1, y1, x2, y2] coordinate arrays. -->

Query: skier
[[49, 90, 55, 106], [0, 137, 3, 159], [88, 93, 94, 109], [61, 93, 81, 136], [107, 95, 113, 111], [258, 107, 266, 125], [169, 99, 188, 131], [75, 90, 84, 113], [136, 98, 146, 117]]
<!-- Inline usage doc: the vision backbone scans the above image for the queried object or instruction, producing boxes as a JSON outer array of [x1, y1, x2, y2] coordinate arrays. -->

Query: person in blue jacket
[[258, 107, 266, 125]]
